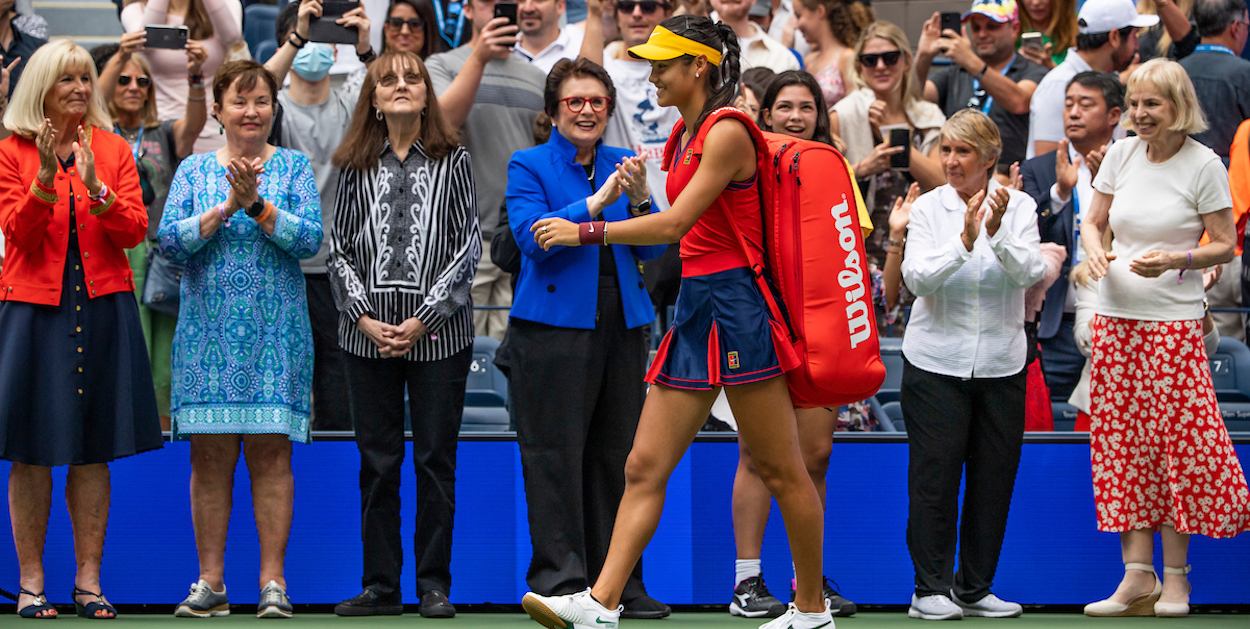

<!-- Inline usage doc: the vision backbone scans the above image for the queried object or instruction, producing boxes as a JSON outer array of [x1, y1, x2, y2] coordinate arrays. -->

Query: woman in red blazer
[[0, 40, 161, 620]]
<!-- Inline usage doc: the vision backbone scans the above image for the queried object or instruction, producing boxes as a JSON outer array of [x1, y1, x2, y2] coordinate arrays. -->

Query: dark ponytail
[[658, 15, 742, 135]]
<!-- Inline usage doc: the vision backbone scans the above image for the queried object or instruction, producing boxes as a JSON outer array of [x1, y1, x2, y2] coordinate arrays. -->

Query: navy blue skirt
[[0, 207, 162, 466], [645, 267, 799, 391]]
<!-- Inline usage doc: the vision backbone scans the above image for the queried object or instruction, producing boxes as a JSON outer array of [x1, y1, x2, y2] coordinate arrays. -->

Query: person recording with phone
[[425, 0, 546, 340], [121, 0, 243, 153], [342, 0, 440, 93], [91, 33, 208, 425], [914, 0, 1048, 170]]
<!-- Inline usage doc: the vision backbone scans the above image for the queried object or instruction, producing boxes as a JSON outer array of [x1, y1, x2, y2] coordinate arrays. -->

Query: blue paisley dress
[[158, 148, 323, 442]]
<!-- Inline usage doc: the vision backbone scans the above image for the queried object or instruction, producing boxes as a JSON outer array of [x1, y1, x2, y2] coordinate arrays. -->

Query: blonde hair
[[939, 109, 1002, 171], [1123, 58, 1207, 135], [1136, 0, 1196, 56], [852, 22, 922, 110], [110, 54, 161, 130], [3, 40, 112, 138]]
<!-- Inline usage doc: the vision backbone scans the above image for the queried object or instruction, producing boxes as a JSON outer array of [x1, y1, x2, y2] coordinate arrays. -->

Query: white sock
[[735, 559, 762, 587], [791, 607, 833, 628]]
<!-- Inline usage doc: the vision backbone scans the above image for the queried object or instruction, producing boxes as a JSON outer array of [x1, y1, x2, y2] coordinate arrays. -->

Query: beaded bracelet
[[217, 203, 230, 224]]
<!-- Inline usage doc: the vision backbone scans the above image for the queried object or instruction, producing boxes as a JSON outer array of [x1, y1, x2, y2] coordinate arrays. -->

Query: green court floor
[[11, 612, 1247, 628]]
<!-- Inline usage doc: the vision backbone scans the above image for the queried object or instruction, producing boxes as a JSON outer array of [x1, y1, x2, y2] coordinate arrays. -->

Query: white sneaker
[[908, 594, 963, 620], [758, 603, 835, 629], [521, 588, 621, 629], [950, 592, 1022, 618]]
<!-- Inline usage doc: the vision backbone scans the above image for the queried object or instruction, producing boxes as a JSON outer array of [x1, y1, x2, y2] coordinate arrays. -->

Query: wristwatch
[[358, 48, 377, 64], [630, 199, 652, 215], [245, 199, 266, 218]]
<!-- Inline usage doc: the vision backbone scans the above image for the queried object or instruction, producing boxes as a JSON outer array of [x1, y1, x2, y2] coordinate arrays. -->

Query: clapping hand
[[983, 186, 1010, 238], [225, 157, 264, 214], [1007, 161, 1022, 191], [1086, 143, 1107, 180], [587, 170, 623, 217], [616, 156, 648, 207], [1056, 139, 1081, 199], [72, 126, 103, 197], [35, 118, 57, 184], [888, 182, 920, 238], [0, 54, 19, 103]]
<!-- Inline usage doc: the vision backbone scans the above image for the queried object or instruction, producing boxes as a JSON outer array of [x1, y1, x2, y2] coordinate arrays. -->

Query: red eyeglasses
[[558, 96, 612, 113]]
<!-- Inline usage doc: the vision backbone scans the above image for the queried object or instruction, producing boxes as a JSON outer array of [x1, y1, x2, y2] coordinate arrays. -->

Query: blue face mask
[[292, 43, 335, 81]]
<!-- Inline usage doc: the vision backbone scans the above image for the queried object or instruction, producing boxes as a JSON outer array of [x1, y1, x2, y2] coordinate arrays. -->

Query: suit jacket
[[1021, 149, 1074, 339], [0, 127, 146, 306], [506, 128, 666, 330]]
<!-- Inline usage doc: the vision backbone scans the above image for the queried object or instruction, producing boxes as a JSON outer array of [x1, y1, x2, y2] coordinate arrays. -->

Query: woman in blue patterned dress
[[157, 60, 323, 619]]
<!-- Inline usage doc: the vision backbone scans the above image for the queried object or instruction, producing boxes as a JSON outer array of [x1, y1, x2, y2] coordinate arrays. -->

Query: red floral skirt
[[1088, 315, 1250, 538]]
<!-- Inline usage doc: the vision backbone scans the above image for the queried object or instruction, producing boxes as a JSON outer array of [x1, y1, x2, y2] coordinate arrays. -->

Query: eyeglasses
[[377, 72, 423, 87], [858, 51, 902, 68], [385, 17, 425, 31], [617, 1, 665, 14], [118, 75, 151, 88], [559, 95, 612, 113]]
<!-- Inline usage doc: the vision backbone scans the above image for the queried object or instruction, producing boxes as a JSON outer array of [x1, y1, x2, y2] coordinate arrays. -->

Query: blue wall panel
[[2, 441, 1247, 606]]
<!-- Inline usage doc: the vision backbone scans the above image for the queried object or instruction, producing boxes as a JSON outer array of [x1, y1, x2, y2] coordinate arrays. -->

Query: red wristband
[[578, 221, 606, 245]]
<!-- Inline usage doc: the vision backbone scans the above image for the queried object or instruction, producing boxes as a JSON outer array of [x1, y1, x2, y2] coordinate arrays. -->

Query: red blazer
[[0, 126, 147, 306]]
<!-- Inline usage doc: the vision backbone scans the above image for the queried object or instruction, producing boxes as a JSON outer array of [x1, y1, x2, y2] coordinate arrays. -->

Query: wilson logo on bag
[[710, 108, 886, 408]]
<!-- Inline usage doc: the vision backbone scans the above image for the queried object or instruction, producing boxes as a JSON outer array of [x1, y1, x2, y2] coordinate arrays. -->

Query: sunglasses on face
[[118, 74, 151, 88], [378, 72, 423, 87], [385, 17, 425, 31], [617, 0, 664, 14], [858, 50, 902, 68], [559, 96, 611, 113]]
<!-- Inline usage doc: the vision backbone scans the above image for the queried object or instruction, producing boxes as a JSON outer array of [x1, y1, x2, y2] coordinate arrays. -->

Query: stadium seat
[[1210, 337, 1250, 402], [253, 39, 278, 64], [243, 4, 279, 63], [867, 396, 896, 432], [881, 400, 904, 432], [1051, 402, 1079, 432], [877, 337, 903, 404], [461, 336, 511, 433]]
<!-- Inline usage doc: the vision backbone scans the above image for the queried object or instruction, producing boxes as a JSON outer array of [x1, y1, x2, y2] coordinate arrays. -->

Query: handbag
[[141, 244, 184, 316]]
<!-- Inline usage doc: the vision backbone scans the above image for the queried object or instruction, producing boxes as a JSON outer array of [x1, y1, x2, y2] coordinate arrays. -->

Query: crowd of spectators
[[0, 0, 1249, 624]]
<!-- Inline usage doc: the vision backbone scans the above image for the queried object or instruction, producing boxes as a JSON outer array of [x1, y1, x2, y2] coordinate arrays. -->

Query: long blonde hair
[[852, 21, 922, 108], [3, 40, 112, 138], [1136, 0, 1195, 56]]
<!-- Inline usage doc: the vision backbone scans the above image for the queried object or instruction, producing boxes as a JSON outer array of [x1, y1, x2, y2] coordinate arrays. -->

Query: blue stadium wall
[[3, 438, 1248, 606]]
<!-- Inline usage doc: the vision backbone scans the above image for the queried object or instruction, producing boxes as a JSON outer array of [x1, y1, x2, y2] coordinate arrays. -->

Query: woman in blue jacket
[[503, 57, 669, 618]]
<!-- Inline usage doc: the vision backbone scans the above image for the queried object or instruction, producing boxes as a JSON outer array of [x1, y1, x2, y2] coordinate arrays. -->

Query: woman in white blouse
[[898, 109, 1045, 621], [1079, 58, 1249, 619]]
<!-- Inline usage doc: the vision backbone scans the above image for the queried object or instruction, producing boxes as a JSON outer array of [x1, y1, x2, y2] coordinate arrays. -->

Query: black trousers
[[510, 280, 650, 600], [343, 346, 472, 596], [901, 359, 1026, 602], [305, 273, 353, 431]]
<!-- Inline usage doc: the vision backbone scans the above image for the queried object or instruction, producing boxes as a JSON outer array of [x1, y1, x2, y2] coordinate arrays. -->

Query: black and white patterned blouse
[[328, 141, 482, 362]]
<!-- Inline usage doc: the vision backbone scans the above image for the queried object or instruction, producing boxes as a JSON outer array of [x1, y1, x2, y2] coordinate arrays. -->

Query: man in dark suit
[[1021, 71, 1124, 400]]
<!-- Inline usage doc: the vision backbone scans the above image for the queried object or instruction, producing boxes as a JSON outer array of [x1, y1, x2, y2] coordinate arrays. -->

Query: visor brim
[[627, 43, 689, 61]]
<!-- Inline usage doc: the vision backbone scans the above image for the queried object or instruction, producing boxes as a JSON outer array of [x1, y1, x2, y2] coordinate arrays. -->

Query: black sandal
[[71, 587, 115, 619], [0, 587, 58, 618]]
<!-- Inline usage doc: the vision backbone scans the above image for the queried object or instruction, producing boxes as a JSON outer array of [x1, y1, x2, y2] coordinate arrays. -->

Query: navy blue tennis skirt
[[0, 233, 162, 466], [646, 267, 798, 391]]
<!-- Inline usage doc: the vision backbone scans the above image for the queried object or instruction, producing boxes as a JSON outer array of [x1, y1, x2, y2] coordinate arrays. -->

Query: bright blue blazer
[[506, 128, 666, 330]]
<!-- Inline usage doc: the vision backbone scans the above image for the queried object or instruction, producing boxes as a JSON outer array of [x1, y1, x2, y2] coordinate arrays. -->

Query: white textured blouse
[[901, 180, 1047, 379]]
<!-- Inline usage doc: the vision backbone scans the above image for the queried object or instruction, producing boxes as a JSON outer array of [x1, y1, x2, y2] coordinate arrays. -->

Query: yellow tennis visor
[[627, 26, 723, 65]]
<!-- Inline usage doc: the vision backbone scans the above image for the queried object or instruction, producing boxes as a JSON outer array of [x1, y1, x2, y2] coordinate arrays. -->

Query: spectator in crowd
[[1022, 71, 1123, 401], [344, 0, 439, 94], [92, 34, 209, 424], [1079, 58, 1250, 617], [916, 0, 1048, 169], [900, 109, 1045, 621], [522, 15, 833, 629], [426, 0, 545, 340], [832, 20, 945, 267], [514, 0, 586, 73], [1017, 0, 1078, 68], [1026, 0, 1156, 159], [711, 0, 801, 72], [1181, 0, 1250, 164], [674, 0, 710, 15], [0, 40, 161, 620], [581, 0, 685, 330], [1232, 119, 1250, 336], [122, 0, 243, 153], [735, 66, 774, 120], [792, 0, 874, 107], [504, 57, 671, 621], [882, 182, 919, 326], [260, 0, 372, 431], [1136, 0, 1199, 62], [729, 68, 858, 621], [0, 0, 44, 100], [158, 60, 323, 619], [1179, 0, 1250, 341], [327, 51, 481, 620]]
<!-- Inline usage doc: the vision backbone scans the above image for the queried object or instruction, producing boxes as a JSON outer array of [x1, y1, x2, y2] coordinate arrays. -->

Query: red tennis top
[[663, 107, 768, 278]]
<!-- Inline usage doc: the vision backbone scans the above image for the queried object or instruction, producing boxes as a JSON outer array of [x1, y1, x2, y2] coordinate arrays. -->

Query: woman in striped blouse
[[327, 50, 481, 618]]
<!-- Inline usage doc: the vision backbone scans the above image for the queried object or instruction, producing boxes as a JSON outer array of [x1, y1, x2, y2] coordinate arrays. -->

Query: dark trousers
[[305, 274, 353, 431], [901, 359, 1026, 602], [1039, 318, 1085, 402], [510, 280, 650, 600], [343, 346, 472, 596]]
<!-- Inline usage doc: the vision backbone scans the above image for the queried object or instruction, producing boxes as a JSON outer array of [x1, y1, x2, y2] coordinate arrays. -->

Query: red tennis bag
[[712, 108, 886, 408]]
